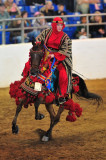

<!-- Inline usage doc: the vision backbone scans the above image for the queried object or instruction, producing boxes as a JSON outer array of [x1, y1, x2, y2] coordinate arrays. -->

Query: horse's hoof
[[42, 135, 49, 142], [12, 125, 19, 134], [35, 113, 45, 120]]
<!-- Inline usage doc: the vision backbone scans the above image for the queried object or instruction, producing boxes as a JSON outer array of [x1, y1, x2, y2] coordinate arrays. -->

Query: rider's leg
[[57, 63, 68, 104]]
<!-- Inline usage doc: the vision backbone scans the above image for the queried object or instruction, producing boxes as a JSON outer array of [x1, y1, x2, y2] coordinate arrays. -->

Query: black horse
[[11, 40, 102, 142]]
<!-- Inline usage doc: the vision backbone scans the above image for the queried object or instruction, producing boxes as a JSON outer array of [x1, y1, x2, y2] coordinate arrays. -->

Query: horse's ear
[[32, 37, 36, 46]]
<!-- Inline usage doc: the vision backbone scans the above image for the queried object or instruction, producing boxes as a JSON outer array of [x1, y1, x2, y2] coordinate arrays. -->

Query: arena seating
[[14, 0, 25, 6], [68, 12, 80, 24], [24, 5, 39, 17], [89, 3, 104, 13], [0, 31, 10, 44], [0, 1, 106, 45], [18, 6, 25, 12]]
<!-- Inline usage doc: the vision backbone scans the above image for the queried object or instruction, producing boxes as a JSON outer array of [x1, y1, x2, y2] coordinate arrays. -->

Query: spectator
[[76, 0, 100, 14], [74, 16, 90, 39], [21, 11, 39, 41], [55, 4, 66, 16], [0, 3, 10, 26], [4, 0, 21, 16], [93, 0, 104, 12], [76, 0, 89, 14], [89, 11, 106, 38], [40, 1, 55, 23], [9, 15, 29, 43], [55, 4, 67, 22], [32, 11, 48, 36]]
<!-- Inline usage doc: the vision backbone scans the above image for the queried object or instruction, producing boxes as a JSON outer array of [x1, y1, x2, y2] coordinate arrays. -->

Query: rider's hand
[[48, 54, 54, 58]]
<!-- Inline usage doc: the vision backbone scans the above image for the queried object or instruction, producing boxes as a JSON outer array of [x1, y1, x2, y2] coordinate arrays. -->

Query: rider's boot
[[58, 94, 69, 105]]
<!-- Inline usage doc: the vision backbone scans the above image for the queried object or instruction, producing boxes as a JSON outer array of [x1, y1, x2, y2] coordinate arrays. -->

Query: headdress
[[51, 17, 65, 33]]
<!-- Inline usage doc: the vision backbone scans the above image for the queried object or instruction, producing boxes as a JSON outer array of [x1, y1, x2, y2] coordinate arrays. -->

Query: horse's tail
[[72, 73, 103, 107]]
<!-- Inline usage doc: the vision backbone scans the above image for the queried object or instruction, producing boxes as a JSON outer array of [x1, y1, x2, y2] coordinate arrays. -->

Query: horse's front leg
[[34, 98, 45, 120], [42, 104, 64, 142], [12, 99, 24, 134]]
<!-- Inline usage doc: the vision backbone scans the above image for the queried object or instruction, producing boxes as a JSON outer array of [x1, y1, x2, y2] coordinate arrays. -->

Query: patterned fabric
[[36, 28, 72, 93]]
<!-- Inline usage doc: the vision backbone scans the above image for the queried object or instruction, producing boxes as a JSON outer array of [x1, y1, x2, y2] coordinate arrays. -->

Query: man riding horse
[[23, 17, 72, 105], [10, 17, 102, 139]]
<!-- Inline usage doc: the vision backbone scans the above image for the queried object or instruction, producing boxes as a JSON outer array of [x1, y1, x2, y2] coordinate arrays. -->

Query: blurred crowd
[[0, 0, 106, 44]]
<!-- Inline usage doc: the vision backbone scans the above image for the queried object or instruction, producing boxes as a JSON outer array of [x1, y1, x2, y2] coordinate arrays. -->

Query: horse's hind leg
[[42, 104, 64, 142], [12, 99, 24, 134], [34, 98, 45, 120]]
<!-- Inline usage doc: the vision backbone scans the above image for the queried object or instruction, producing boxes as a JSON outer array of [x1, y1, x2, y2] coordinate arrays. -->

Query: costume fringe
[[63, 99, 82, 122]]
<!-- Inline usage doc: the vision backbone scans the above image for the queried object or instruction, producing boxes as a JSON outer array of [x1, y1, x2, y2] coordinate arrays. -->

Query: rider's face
[[57, 23, 63, 32]]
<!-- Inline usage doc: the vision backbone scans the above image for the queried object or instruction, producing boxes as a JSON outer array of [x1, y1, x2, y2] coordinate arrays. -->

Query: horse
[[11, 40, 103, 142]]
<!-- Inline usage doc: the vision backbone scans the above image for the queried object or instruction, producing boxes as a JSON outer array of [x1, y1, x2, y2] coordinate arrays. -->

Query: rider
[[37, 17, 72, 104], [23, 17, 72, 105]]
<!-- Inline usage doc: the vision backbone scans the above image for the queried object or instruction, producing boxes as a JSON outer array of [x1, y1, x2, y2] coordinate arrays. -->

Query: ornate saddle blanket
[[21, 76, 43, 96]]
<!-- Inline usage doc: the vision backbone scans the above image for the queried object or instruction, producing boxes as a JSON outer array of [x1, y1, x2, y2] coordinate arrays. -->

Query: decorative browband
[[30, 48, 43, 54]]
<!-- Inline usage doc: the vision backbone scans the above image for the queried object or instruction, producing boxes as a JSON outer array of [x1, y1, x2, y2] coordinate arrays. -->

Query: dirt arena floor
[[0, 79, 106, 160]]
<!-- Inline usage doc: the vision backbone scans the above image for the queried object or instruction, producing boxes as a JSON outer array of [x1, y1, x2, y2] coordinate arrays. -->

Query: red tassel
[[66, 112, 76, 122], [64, 105, 70, 110], [9, 77, 26, 99], [45, 93, 55, 104], [38, 93, 45, 100], [64, 99, 75, 112], [73, 85, 79, 93], [75, 103, 82, 117]]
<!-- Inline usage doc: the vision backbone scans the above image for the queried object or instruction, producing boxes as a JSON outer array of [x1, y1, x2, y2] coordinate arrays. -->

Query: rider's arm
[[54, 52, 66, 61], [36, 28, 51, 43], [54, 36, 72, 66]]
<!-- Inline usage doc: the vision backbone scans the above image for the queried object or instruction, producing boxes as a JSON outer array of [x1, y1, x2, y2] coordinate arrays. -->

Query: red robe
[[46, 28, 68, 97]]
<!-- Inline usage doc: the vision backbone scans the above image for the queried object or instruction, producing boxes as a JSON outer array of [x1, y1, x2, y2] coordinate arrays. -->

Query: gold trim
[[52, 21, 63, 23]]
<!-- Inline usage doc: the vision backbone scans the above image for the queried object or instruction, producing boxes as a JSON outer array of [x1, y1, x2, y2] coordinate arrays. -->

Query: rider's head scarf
[[51, 17, 65, 34]]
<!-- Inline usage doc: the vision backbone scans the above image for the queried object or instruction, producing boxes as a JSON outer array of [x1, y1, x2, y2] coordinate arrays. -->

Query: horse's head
[[30, 40, 44, 76]]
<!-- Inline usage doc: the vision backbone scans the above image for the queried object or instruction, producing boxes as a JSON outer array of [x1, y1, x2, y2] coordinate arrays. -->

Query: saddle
[[21, 69, 58, 96]]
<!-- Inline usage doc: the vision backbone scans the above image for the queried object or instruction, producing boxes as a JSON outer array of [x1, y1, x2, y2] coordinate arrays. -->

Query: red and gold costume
[[36, 17, 72, 100]]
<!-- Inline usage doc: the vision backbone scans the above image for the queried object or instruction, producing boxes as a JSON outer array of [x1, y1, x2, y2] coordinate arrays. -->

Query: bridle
[[30, 48, 44, 55], [29, 47, 44, 76]]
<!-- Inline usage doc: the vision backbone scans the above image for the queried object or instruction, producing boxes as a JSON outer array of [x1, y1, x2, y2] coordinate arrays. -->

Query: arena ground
[[0, 79, 106, 160]]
